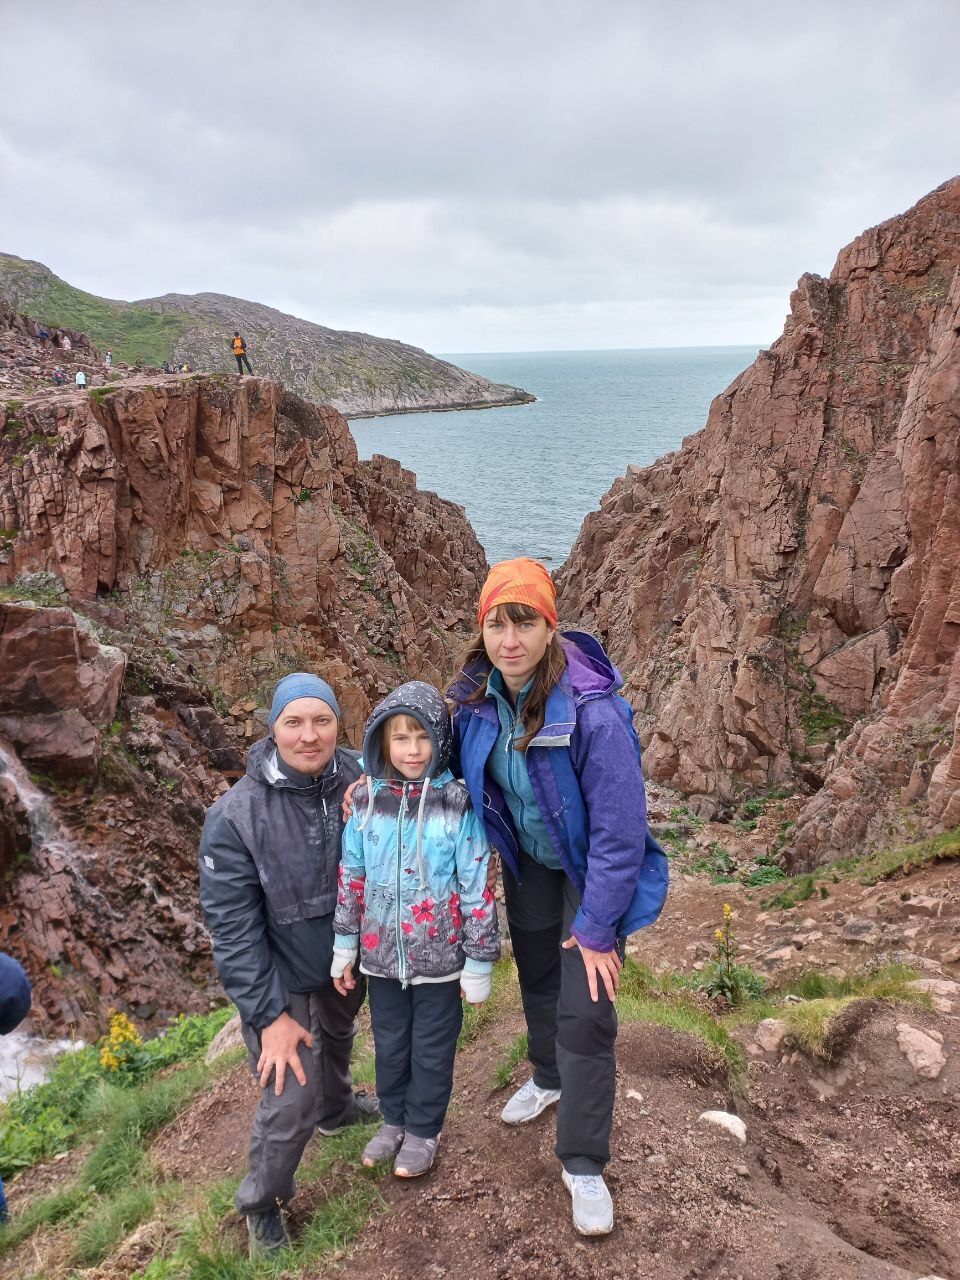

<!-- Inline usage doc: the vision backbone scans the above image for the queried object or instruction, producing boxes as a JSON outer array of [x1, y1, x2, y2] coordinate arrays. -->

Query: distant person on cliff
[[74, 370, 86, 390], [0, 952, 31, 1224], [52, 367, 65, 387], [61, 334, 72, 353], [445, 559, 668, 1235], [331, 681, 499, 1178], [232, 331, 253, 375], [37, 324, 49, 345], [104, 349, 113, 367], [198, 673, 380, 1258]]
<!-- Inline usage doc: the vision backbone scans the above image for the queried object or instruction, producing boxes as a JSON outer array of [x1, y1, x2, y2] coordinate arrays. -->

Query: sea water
[[350, 346, 759, 567]]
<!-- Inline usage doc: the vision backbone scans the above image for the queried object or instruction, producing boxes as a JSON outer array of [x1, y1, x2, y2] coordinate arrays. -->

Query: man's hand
[[561, 936, 622, 1003], [342, 775, 366, 823], [333, 961, 356, 997], [257, 1011, 312, 1095], [486, 850, 500, 895]]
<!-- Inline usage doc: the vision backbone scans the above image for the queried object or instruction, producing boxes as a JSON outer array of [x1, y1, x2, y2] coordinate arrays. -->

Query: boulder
[[0, 709, 100, 780], [895, 1022, 947, 1079]]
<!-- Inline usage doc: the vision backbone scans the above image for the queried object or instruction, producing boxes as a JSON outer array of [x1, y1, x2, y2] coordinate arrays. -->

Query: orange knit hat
[[477, 558, 558, 627]]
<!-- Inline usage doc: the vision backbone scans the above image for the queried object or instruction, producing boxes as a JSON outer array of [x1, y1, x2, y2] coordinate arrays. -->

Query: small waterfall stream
[[0, 740, 87, 1100]]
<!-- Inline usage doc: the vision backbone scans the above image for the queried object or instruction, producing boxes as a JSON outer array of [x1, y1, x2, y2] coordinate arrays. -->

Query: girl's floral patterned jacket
[[334, 681, 500, 987]]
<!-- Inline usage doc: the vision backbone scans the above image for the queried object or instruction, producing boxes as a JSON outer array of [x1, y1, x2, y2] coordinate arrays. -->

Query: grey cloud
[[1, 0, 958, 351]]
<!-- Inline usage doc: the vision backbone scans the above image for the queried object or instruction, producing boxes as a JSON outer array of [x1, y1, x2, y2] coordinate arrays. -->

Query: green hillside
[[0, 253, 191, 364]]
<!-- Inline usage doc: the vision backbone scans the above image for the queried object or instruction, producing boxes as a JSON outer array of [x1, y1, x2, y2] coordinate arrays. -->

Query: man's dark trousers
[[367, 975, 463, 1139], [502, 851, 623, 1176], [235, 353, 252, 374], [236, 981, 366, 1213]]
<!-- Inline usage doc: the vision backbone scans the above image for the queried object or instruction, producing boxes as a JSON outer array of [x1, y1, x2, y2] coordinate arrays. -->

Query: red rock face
[[0, 377, 486, 745], [0, 374, 487, 1031], [557, 177, 960, 864]]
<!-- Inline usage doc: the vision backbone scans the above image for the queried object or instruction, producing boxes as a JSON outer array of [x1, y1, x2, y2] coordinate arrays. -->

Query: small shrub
[[697, 903, 767, 1006]]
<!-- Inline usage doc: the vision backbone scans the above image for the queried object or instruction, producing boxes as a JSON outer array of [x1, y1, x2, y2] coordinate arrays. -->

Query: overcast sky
[[2, 1, 958, 353]]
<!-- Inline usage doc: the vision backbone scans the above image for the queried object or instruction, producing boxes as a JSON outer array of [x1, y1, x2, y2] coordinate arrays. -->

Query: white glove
[[459, 969, 492, 1004], [331, 946, 358, 980]]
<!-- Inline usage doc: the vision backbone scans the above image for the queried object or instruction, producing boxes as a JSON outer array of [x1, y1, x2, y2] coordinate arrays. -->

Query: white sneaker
[[562, 1170, 614, 1236], [500, 1078, 562, 1125]]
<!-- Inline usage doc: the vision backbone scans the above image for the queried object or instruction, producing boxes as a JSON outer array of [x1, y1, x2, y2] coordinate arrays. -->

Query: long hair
[[453, 603, 567, 751]]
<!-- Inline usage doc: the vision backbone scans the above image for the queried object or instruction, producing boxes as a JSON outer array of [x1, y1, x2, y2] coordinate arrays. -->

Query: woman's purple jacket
[[449, 631, 668, 952]]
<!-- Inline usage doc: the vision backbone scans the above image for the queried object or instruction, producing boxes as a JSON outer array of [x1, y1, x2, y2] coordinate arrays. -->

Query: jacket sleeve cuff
[[462, 956, 493, 975], [570, 909, 617, 952], [334, 934, 360, 953]]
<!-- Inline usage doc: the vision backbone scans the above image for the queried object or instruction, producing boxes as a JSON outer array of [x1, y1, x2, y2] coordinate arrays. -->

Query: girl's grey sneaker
[[246, 1205, 290, 1256], [500, 1078, 562, 1125], [362, 1123, 405, 1167], [561, 1170, 614, 1236], [393, 1133, 439, 1177]]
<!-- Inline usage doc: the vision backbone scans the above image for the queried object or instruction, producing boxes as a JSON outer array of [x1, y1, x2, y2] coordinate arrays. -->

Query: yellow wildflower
[[723, 902, 732, 920], [715, 929, 724, 942]]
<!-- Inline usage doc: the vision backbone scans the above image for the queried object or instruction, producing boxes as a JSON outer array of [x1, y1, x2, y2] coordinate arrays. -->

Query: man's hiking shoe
[[317, 1090, 382, 1136], [362, 1122, 405, 1167], [500, 1078, 561, 1125], [393, 1133, 439, 1177], [246, 1206, 289, 1257], [562, 1170, 614, 1236]]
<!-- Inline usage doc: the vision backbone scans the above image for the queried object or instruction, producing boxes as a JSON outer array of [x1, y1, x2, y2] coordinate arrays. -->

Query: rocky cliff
[[558, 177, 960, 869], [0, 252, 534, 416], [0, 372, 487, 1030]]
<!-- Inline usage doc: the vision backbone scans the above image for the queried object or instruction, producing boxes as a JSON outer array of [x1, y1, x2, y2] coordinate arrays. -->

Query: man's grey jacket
[[199, 737, 362, 1029]]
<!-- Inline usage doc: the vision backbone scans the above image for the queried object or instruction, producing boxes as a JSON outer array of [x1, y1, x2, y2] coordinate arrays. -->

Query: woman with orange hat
[[447, 557, 668, 1236]]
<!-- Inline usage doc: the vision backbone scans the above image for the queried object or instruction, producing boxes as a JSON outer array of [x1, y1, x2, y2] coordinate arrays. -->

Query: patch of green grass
[[617, 960, 746, 1077], [0, 255, 191, 365], [492, 1032, 528, 1090], [70, 1182, 160, 1266], [0, 1006, 235, 1180], [761, 826, 960, 908]]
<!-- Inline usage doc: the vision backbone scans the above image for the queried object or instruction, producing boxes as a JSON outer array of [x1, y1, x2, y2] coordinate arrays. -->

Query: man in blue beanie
[[0, 952, 31, 1225], [199, 673, 379, 1257]]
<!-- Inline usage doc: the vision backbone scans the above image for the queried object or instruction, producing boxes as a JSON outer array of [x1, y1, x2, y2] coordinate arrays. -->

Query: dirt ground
[[4, 811, 958, 1280]]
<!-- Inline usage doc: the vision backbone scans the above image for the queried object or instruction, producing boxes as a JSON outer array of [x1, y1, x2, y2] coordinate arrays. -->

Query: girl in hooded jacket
[[332, 681, 500, 1178], [447, 558, 668, 1236]]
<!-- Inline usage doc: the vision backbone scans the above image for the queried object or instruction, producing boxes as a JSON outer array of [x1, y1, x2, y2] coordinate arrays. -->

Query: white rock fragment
[[895, 1022, 946, 1079], [626, 1089, 644, 1102], [755, 1018, 788, 1053], [698, 1110, 747, 1143]]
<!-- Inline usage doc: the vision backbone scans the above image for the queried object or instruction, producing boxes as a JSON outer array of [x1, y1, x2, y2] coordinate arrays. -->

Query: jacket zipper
[[396, 785, 408, 988]]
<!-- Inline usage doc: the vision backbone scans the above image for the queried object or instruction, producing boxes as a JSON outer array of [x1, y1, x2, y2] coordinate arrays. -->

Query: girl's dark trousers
[[367, 975, 463, 1139], [502, 850, 623, 1176]]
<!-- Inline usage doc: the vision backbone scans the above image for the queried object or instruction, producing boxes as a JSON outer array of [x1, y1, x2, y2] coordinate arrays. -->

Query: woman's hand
[[342, 775, 366, 823], [333, 962, 356, 997], [561, 936, 622, 1003], [257, 1011, 312, 1095]]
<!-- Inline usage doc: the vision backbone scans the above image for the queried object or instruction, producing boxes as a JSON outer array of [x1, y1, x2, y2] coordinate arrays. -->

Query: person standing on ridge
[[199, 673, 380, 1258], [75, 370, 87, 390], [232, 331, 253, 375], [105, 349, 113, 367]]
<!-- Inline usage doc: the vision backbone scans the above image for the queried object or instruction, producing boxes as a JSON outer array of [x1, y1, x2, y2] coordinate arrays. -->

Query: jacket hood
[[449, 630, 622, 705], [361, 681, 452, 780], [559, 630, 622, 699]]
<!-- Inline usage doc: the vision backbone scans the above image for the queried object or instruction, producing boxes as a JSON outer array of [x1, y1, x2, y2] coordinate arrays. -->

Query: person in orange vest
[[232, 332, 253, 375]]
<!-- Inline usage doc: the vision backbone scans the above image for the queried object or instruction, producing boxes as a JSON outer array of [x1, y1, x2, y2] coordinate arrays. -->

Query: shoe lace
[[574, 1175, 607, 1200]]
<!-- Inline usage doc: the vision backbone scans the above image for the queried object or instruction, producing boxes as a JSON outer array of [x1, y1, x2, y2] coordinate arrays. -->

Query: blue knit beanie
[[268, 673, 340, 733]]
